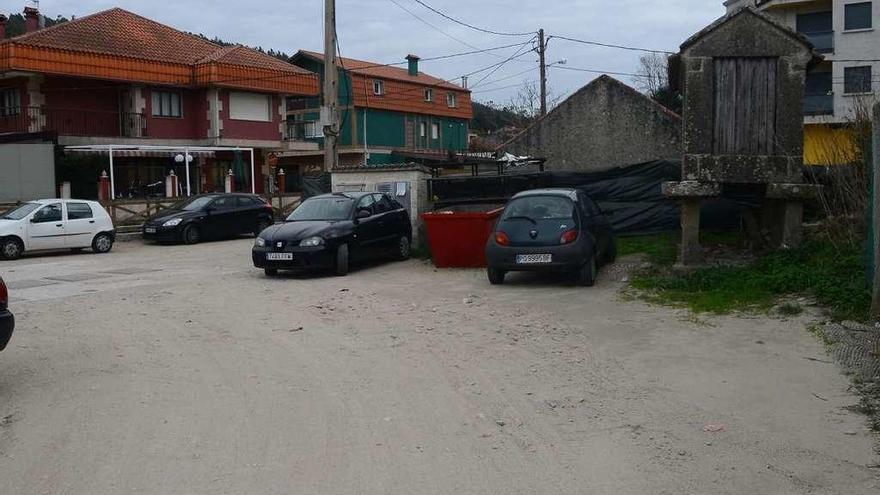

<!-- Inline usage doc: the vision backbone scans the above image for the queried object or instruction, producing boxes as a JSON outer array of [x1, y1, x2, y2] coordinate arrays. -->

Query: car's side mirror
[[205, 207, 215, 215], [356, 209, 371, 220], [29, 217, 37, 223]]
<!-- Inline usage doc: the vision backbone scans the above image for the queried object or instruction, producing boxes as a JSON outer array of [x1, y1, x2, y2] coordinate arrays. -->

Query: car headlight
[[162, 218, 183, 227], [255, 237, 266, 247], [300, 236, 324, 247]]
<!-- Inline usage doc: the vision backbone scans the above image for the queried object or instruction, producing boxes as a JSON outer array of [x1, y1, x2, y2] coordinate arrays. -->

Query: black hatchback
[[143, 194, 275, 244], [485, 189, 616, 286], [253, 192, 412, 276]]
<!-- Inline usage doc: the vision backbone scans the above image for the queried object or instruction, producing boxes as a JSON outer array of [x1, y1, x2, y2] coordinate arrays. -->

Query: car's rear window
[[502, 196, 575, 221]]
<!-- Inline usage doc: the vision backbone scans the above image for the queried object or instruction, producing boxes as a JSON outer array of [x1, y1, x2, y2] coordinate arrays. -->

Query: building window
[[431, 122, 440, 140], [419, 121, 427, 137], [844, 66, 873, 94], [373, 80, 385, 95], [304, 121, 320, 138], [152, 90, 182, 118], [796, 11, 834, 53], [0, 88, 21, 117], [845, 2, 873, 31], [229, 91, 272, 122], [446, 92, 457, 108], [424, 88, 434, 102]]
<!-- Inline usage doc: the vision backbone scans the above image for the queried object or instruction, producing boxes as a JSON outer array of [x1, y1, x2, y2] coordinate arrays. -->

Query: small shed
[[664, 7, 822, 264]]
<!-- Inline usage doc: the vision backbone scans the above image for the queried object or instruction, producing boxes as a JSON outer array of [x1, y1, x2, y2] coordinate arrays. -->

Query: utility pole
[[538, 28, 547, 117], [323, 0, 339, 172]]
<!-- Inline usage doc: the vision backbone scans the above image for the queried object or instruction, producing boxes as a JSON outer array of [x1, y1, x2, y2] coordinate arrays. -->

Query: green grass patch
[[617, 233, 678, 265], [617, 231, 746, 266], [630, 239, 870, 322]]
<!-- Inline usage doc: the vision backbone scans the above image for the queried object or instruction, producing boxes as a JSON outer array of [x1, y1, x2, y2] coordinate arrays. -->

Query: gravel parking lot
[[0, 239, 877, 494]]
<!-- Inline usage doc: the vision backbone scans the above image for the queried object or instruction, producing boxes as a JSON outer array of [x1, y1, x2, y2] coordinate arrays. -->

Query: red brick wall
[[145, 87, 205, 140]]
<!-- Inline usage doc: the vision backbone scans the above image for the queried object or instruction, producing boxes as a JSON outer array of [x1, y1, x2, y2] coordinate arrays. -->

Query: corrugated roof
[[297, 50, 468, 92], [3, 7, 310, 75]]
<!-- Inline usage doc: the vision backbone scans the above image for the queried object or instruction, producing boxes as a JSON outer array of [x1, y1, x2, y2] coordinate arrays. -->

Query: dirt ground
[[0, 238, 877, 494]]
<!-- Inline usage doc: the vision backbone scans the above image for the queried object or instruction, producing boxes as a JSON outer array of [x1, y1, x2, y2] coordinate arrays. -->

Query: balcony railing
[[804, 93, 834, 116], [285, 121, 320, 141], [800, 30, 834, 54], [0, 107, 148, 137]]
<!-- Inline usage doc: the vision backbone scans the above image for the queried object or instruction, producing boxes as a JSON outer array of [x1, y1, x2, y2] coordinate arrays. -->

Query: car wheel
[[397, 236, 411, 260], [335, 243, 350, 276], [264, 268, 278, 277], [0, 238, 23, 260], [255, 219, 272, 237], [182, 225, 201, 245], [487, 267, 506, 285], [578, 254, 598, 287], [92, 233, 114, 254]]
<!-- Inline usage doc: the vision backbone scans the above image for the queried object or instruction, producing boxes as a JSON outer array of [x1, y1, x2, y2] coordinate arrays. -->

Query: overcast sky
[[11, 0, 726, 105]]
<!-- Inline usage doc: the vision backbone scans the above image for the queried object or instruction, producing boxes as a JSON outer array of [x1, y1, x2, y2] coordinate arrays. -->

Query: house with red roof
[[281, 50, 472, 186], [0, 7, 318, 197]]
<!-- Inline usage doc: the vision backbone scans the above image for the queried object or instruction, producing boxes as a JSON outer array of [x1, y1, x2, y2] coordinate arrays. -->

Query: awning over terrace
[[64, 145, 256, 199]]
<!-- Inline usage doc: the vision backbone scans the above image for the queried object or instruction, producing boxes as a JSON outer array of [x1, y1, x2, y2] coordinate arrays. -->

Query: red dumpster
[[422, 206, 504, 268]]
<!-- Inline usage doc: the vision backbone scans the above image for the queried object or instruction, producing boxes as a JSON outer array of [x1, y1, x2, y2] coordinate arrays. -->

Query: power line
[[386, 0, 490, 54], [354, 41, 535, 71], [549, 64, 648, 79], [472, 81, 537, 94], [550, 34, 676, 55], [410, 0, 536, 37], [470, 37, 538, 89], [470, 66, 536, 89]]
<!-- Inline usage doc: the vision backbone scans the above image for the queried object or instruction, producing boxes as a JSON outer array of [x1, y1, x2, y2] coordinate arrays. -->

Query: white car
[[0, 199, 116, 260]]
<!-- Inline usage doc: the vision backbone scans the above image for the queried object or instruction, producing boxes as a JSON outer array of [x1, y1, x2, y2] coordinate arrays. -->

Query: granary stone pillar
[[765, 183, 818, 249], [680, 198, 703, 265], [662, 181, 721, 266]]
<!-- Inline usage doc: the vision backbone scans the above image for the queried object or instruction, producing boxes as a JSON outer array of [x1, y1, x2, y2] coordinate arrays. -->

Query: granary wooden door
[[713, 57, 777, 155]]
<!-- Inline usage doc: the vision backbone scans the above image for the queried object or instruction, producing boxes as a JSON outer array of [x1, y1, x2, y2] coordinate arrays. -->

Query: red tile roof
[[5, 8, 221, 65], [0, 7, 317, 94], [297, 50, 468, 92]]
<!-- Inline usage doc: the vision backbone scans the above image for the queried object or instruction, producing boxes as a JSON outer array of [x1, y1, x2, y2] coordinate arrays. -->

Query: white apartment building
[[723, 0, 879, 163]]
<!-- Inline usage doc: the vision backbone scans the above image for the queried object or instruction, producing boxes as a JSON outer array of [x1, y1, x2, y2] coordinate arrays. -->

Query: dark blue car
[[485, 189, 616, 286]]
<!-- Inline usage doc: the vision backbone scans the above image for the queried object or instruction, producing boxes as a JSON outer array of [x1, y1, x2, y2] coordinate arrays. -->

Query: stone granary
[[663, 7, 822, 265]]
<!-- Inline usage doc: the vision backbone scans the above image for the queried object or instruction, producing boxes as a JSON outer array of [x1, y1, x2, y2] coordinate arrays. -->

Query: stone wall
[[500, 75, 681, 172]]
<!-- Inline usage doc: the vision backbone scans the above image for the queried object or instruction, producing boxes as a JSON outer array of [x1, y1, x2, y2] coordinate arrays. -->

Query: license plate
[[266, 252, 293, 261], [144, 227, 157, 234], [516, 254, 552, 264]]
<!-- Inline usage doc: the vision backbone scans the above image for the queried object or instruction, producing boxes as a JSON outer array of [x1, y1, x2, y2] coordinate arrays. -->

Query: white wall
[[0, 143, 55, 202]]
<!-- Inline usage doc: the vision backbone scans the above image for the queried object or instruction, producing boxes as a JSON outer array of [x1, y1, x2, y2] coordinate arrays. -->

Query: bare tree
[[635, 53, 669, 95], [806, 93, 876, 249], [506, 81, 564, 122]]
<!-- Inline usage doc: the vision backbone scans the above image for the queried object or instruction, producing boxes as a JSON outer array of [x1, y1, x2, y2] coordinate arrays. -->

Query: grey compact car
[[485, 189, 616, 286]]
